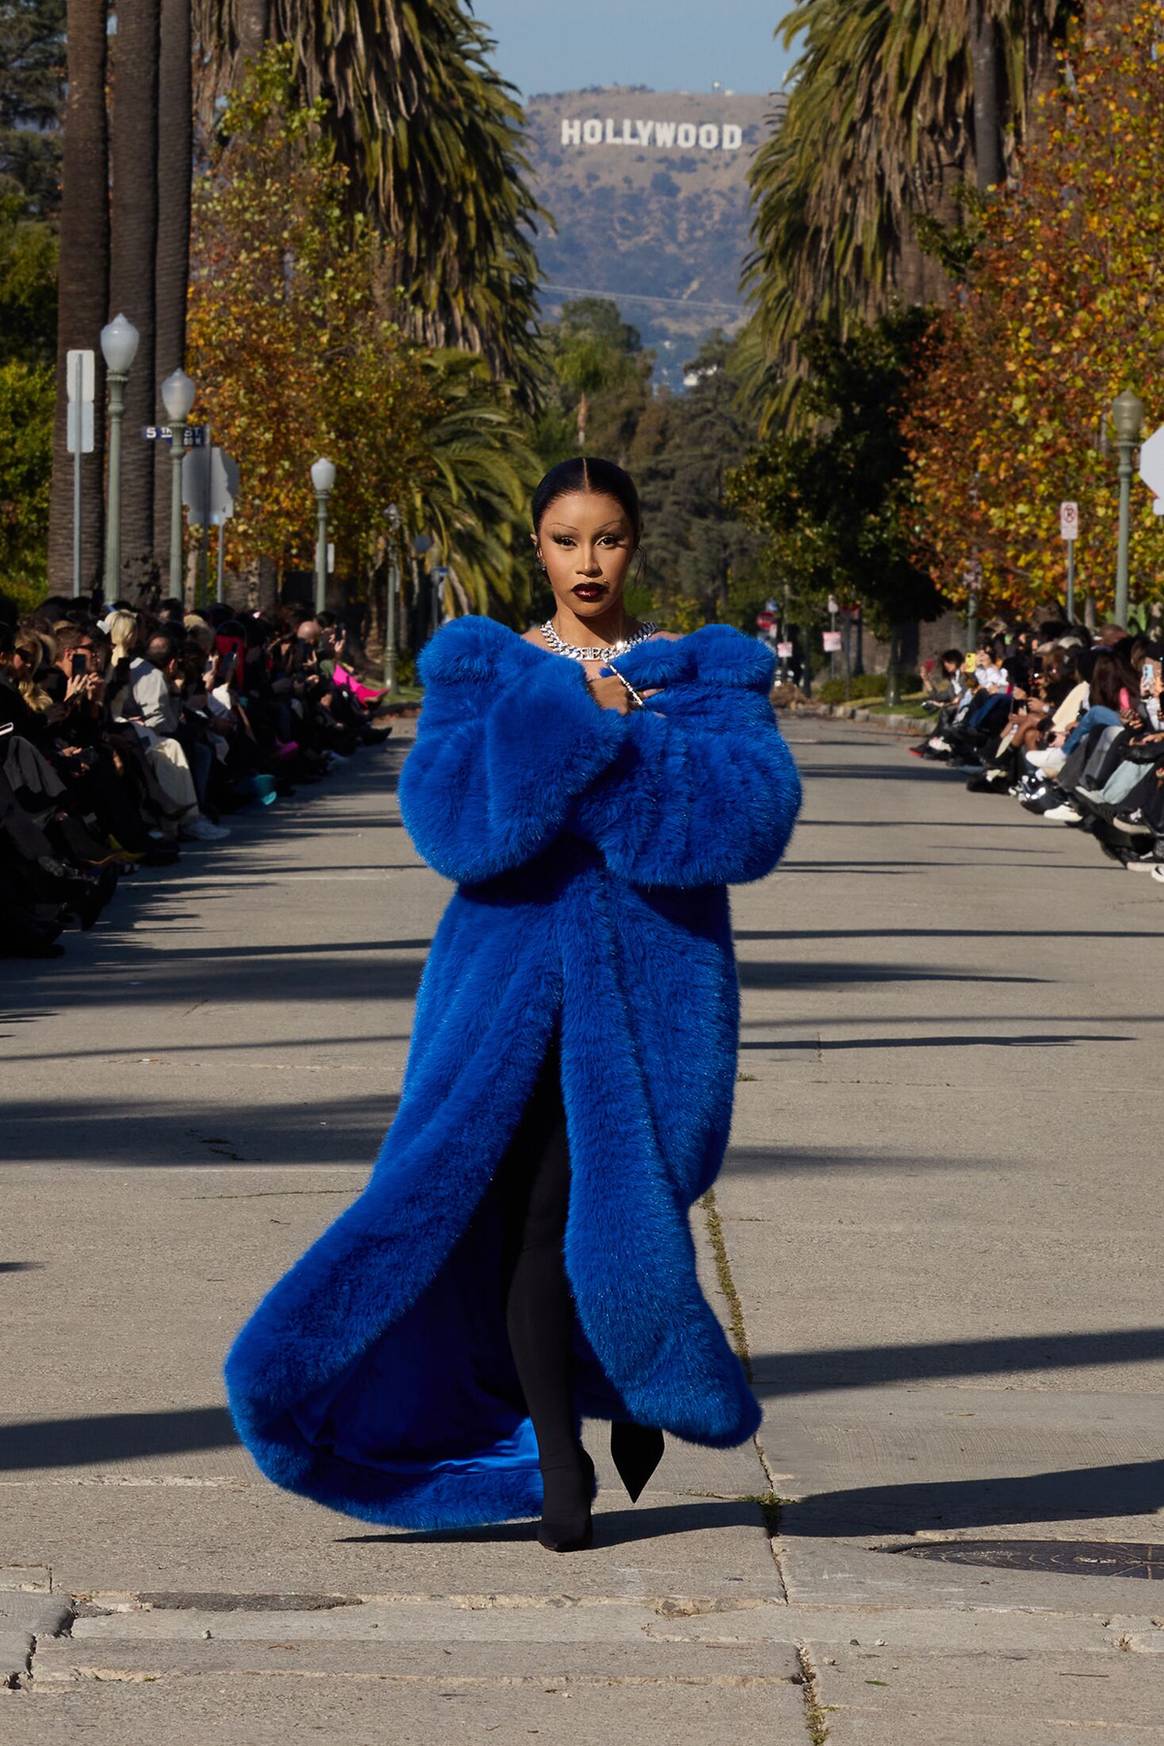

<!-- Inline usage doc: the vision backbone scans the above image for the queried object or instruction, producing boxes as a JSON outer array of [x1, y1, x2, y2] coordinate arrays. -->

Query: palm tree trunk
[[109, 0, 162, 589], [153, 0, 192, 587], [238, 0, 268, 62], [972, 1, 1004, 193], [47, 0, 109, 594]]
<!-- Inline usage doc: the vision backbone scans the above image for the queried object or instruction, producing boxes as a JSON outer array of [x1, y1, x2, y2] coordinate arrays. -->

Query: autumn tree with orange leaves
[[187, 46, 439, 589], [906, 1, 1164, 621]]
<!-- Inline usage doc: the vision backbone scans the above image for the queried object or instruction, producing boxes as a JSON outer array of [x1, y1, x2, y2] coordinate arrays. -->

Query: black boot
[[537, 1447, 595, 1552], [610, 1421, 665, 1504]]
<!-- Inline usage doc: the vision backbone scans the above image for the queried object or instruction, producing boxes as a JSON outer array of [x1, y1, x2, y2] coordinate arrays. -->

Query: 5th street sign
[[142, 424, 208, 447]]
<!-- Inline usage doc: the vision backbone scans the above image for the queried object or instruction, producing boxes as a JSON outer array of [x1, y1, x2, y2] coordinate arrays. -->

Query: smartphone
[[70, 652, 88, 679], [1142, 659, 1157, 697]]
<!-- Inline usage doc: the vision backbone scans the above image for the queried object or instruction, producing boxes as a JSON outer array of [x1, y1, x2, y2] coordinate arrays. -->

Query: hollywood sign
[[560, 116, 743, 152]]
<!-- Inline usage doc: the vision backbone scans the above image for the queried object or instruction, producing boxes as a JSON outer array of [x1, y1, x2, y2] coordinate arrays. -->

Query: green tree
[[0, 192, 56, 609], [0, 0, 66, 216], [535, 297, 652, 463], [728, 310, 941, 667], [743, 0, 1065, 421], [192, 0, 544, 405], [630, 332, 762, 624]]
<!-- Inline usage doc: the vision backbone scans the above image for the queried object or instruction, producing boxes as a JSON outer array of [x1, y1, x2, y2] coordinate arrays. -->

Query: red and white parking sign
[[1060, 500, 1079, 541]]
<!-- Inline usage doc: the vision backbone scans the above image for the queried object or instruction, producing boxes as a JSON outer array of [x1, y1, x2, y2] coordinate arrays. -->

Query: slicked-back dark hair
[[531, 456, 642, 545]]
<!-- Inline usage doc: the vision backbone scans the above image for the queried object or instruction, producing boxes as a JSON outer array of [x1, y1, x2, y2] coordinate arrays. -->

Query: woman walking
[[225, 457, 802, 1552]]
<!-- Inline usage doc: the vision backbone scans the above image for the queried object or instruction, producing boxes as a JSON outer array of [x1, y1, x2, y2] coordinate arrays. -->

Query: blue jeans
[[1063, 706, 1122, 755]]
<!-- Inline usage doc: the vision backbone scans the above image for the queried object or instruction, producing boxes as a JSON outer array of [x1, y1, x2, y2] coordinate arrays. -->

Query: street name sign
[[143, 424, 209, 447]]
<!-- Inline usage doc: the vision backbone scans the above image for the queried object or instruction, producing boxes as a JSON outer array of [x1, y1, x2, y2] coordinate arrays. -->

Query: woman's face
[[534, 490, 636, 619]]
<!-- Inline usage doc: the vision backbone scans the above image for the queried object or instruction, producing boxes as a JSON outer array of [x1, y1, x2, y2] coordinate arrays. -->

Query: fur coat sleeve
[[398, 615, 800, 888]]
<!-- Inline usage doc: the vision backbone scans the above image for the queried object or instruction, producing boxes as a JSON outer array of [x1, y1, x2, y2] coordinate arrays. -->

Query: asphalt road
[[1, 716, 1162, 1743]]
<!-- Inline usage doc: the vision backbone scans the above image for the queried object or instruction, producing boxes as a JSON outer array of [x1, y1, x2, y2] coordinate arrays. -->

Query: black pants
[[494, 1020, 580, 1470]]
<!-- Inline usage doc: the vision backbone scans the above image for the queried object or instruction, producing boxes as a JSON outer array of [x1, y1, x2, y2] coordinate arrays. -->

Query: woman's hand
[[580, 655, 663, 713]]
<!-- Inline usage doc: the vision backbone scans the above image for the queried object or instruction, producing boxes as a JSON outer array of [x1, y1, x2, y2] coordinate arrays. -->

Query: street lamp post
[[384, 503, 400, 693], [1112, 389, 1144, 628], [161, 368, 197, 601], [311, 457, 336, 614], [99, 314, 140, 595]]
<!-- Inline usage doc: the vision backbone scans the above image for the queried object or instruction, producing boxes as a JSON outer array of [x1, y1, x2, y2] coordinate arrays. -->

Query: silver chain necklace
[[538, 617, 658, 661]]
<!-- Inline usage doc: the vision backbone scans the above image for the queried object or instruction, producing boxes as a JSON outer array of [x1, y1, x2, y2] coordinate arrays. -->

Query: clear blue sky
[[475, 0, 796, 97]]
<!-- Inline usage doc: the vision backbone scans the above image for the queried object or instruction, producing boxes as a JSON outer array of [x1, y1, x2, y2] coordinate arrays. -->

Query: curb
[[784, 702, 926, 737]]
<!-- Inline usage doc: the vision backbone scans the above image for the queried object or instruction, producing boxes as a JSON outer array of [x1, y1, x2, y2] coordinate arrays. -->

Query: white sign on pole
[[65, 348, 95, 455], [1059, 500, 1079, 541], [183, 446, 238, 525], [66, 399, 95, 455], [66, 348, 95, 402], [1138, 425, 1164, 515], [822, 630, 843, 654], [777, 641, 794, 659]]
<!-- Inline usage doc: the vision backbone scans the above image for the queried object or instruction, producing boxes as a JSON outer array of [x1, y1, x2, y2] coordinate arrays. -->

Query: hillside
[[523, 86, 784, 386]]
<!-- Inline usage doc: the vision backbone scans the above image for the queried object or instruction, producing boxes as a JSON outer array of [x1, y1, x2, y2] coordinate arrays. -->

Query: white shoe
[[928, 737, 951, 753], [1043, 802, 1081, 824], [1028, 747, 1067, 776], [182, 814, 230, 841]]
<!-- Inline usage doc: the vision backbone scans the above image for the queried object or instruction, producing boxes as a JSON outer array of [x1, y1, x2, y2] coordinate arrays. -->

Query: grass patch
[[796, 1643, 832, 1745], [701, 1187, 751, 1380]]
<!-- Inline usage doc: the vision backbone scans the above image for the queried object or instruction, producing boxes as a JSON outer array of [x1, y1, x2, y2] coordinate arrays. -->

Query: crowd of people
[[912, 621, 1164, 878], [0, 594, 392, 956]]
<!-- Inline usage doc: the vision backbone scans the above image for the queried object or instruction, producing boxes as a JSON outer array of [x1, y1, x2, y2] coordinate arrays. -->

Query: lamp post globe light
[[311, 457, 336, 614], [99, 314, 140, 594], [161, 369, 197, 600], [1111, 388, 1144, 628]]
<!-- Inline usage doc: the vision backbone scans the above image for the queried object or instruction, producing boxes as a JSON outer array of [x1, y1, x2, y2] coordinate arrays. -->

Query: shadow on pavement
[[751, 1328, 1164, 1395], [783, 1458, 1164, 1535]]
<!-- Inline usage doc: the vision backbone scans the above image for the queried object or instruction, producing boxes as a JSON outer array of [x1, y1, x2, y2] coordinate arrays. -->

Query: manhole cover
[[895, 1540, 1164, 1579]]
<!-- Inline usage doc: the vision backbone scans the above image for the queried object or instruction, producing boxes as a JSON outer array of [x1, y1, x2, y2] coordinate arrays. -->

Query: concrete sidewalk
[[1, 719, 1161, 1742]]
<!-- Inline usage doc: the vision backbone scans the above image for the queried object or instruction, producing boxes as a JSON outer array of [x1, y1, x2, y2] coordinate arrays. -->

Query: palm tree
[[191, 0, 544, 407], [153, 0, 193, 583], [414, 350, 542, 620], [108, 0, 161, 581], [47, 0, 109, 592], [743, 0, 1067, 420]]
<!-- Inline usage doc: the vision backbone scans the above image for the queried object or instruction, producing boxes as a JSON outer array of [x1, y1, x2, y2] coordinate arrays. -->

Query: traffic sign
[[1139, 425, 1164, 514], [65, 349, 95, 455], [66, 349, 95, 402], [1059, 500, 1079, 541], [823, 630, 843, 654], [756, 612, 775, 629], [777, 641, 793, 659], [183, 445, 239, 525]]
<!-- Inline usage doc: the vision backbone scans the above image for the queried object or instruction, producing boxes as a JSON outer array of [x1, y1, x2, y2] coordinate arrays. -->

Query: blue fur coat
[[225, 614, 802, 1530]]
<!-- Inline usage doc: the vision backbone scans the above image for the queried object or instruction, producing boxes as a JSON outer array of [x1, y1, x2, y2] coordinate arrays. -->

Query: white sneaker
[[1043, 802, 1081, 824], [182, 814, 230, 841]]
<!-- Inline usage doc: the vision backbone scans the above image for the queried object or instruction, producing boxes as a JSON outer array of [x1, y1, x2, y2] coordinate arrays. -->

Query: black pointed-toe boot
[[610, 1421, 665, 1504], [536, 1448, 595, 1552]]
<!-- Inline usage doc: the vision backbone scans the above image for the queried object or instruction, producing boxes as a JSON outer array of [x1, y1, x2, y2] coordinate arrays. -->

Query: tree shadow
[[781, 1458, 1164, 1536], [750, 1329, 1164, 1396]]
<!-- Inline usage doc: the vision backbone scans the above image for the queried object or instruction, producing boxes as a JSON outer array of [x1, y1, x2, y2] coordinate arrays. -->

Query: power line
[[539, 281, 744, 317]]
